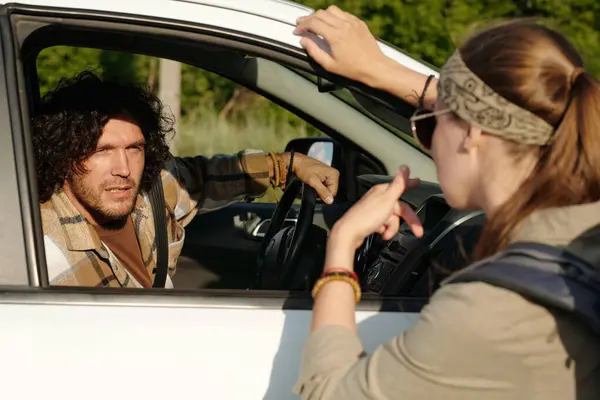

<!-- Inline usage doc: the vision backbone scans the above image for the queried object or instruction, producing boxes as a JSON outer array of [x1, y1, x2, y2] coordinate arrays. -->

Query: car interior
[[10, 5, 485, 298]]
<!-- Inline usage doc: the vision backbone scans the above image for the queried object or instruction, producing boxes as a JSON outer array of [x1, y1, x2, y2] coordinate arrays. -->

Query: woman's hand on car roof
[[294, 6, 387, 86]]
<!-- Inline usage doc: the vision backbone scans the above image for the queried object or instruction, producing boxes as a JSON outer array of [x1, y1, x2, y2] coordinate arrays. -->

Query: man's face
[[64, 117, 145, 225]]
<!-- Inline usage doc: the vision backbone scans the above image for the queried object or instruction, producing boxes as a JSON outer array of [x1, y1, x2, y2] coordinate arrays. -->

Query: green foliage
[[37, 46, 102, 95], [36, 0, 600, 112], [180, 63, 234, 115], [299, 0, 600, 77], [36, 1, 600, 103], [37, 46, 154, 94]]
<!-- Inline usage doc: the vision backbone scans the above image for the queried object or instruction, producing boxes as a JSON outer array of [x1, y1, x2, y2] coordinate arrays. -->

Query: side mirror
[[307, 141, 334, 166], [284, 137, 340, 168]]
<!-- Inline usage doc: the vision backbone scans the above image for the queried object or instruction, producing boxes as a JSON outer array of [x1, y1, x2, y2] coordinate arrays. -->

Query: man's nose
[[110, 149, 131, 178]]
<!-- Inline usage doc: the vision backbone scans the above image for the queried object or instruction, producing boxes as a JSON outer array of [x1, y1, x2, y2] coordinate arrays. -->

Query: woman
[[292, 6, 600, 400]]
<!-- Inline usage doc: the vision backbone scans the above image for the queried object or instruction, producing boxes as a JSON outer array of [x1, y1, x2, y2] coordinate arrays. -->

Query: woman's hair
[[33, 71, 174, 202], [458, 20, 600, 260]]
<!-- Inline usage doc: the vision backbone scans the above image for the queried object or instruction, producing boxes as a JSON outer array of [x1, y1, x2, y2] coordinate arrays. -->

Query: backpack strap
[[445, 242, 600, 334]]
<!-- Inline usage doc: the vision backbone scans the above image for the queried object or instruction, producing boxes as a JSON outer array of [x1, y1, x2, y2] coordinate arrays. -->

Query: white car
[[0, 1, 485, 399]]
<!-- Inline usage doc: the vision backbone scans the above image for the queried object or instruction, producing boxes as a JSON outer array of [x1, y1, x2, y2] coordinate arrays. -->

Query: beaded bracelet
[[267, 152, 280, 187], [311, 270, 361, 304], [322, 267, 359, 282], [282, 150, 295, 189], [418, 74, 435, 109]]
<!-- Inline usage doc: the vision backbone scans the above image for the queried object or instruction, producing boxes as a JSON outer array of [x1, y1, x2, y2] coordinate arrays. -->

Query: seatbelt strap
[[149, 176, 169, 288]]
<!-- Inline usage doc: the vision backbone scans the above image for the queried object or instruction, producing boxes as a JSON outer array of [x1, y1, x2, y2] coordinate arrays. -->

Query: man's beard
[[69, 176, 140, 229]]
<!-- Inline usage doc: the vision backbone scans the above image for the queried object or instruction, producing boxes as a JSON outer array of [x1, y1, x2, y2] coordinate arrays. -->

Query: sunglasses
[[410, 108, 452, 150]]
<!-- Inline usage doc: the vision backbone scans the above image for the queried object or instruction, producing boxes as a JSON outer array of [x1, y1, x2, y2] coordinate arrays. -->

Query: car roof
[[10, 0, 438, 76]]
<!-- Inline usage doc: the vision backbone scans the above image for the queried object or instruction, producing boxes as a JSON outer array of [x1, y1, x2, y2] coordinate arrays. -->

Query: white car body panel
[[1, 302, 419, 399], [0, 1, 433, 399], [17, 0, 439, 77]]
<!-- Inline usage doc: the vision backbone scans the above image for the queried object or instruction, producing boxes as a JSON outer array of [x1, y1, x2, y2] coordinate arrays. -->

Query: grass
[[172, 106, 311, 203], [173, 106, 311, 156]]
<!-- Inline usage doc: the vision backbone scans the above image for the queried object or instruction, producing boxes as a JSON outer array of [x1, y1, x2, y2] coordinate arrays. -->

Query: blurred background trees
[[301, 0, 600, 74], [36, 0, 600, 157]]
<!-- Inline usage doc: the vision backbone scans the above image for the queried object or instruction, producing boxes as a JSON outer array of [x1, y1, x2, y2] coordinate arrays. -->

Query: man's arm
[[163, 150, 280, 226], [163, 150, 339, 227], [294, 6, 437, 111]]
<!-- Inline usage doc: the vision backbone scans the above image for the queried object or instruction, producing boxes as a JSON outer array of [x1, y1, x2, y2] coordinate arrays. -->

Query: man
[[34, 71, 339, 288]]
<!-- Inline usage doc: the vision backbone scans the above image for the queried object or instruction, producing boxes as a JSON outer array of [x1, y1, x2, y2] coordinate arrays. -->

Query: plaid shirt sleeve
[[162, 149, 271, 227]]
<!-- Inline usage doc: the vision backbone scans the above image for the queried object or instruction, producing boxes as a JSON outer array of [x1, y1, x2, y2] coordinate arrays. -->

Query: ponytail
[[473, 72, 600, 260]]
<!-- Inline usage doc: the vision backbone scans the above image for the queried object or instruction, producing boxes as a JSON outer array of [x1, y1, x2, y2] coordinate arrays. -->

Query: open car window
[[7, 4, 435, 301], [288, 67, 431, 156]]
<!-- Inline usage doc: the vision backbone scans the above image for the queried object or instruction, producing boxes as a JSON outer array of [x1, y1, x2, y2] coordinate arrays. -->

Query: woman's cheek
[[430, 127, 443, 165]]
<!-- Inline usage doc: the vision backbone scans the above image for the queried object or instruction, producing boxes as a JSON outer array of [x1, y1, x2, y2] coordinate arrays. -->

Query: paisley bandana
[[438, 51, 554, 145]]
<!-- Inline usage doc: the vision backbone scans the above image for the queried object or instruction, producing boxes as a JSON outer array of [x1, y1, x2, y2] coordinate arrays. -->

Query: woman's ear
[[463, 125, 483, 152]]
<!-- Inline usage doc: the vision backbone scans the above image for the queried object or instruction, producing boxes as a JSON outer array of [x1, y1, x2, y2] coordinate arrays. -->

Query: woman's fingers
[[389, 166, 409, 192], [406, 177, 421, 190], [331, 164, 424, 248], [381, 215, 400, 240], [399, 201, 424, 237], [299, 36, 335, 71], [312, 8, 346, 28]]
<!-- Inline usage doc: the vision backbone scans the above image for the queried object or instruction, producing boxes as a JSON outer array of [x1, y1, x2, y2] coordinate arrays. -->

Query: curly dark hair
[[33, 70, 174, 202]]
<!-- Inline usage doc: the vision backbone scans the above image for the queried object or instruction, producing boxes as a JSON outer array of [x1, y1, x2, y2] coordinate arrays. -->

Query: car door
[[1, 2, 429, 399], [14, 0, 436, 292], [0, 7, 34, 286]]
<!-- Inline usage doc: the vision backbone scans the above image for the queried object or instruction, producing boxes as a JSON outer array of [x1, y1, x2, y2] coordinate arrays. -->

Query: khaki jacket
[[294, 201, 600, 400]]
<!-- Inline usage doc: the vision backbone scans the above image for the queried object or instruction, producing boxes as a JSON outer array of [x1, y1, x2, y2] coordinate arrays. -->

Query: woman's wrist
[[362, 57, 438, 110], [325, 226, 358, 271], [363, 56, 404, 89]]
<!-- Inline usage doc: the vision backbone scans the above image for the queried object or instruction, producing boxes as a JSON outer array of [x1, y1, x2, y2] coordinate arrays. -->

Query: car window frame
[[4, 3, 429, 312], [0, 8, 44, 286]]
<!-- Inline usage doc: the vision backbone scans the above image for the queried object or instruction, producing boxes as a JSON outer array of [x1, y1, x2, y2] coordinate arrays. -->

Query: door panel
[[0, 10, 37, 285], [0, 297, 420, 400]]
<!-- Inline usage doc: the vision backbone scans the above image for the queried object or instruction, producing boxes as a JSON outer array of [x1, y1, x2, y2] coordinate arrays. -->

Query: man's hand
[[288, 153, 339, 204], [294, 6, 389, 86]]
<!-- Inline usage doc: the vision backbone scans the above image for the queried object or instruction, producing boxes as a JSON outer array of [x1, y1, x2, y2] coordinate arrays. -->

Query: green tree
[[36, 46, 102, 95], [298, 0, 600, 77], [37, 46, 155, 94], [37, 2, 600, 98]]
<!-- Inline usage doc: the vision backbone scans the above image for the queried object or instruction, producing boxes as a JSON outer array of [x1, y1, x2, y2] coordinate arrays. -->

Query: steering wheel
[[253, 177, 317, 289]]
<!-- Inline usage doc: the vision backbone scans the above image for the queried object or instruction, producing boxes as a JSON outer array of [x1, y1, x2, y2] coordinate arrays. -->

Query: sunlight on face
[[65, 117, 146, 225], [430, 100, 480, 210]]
